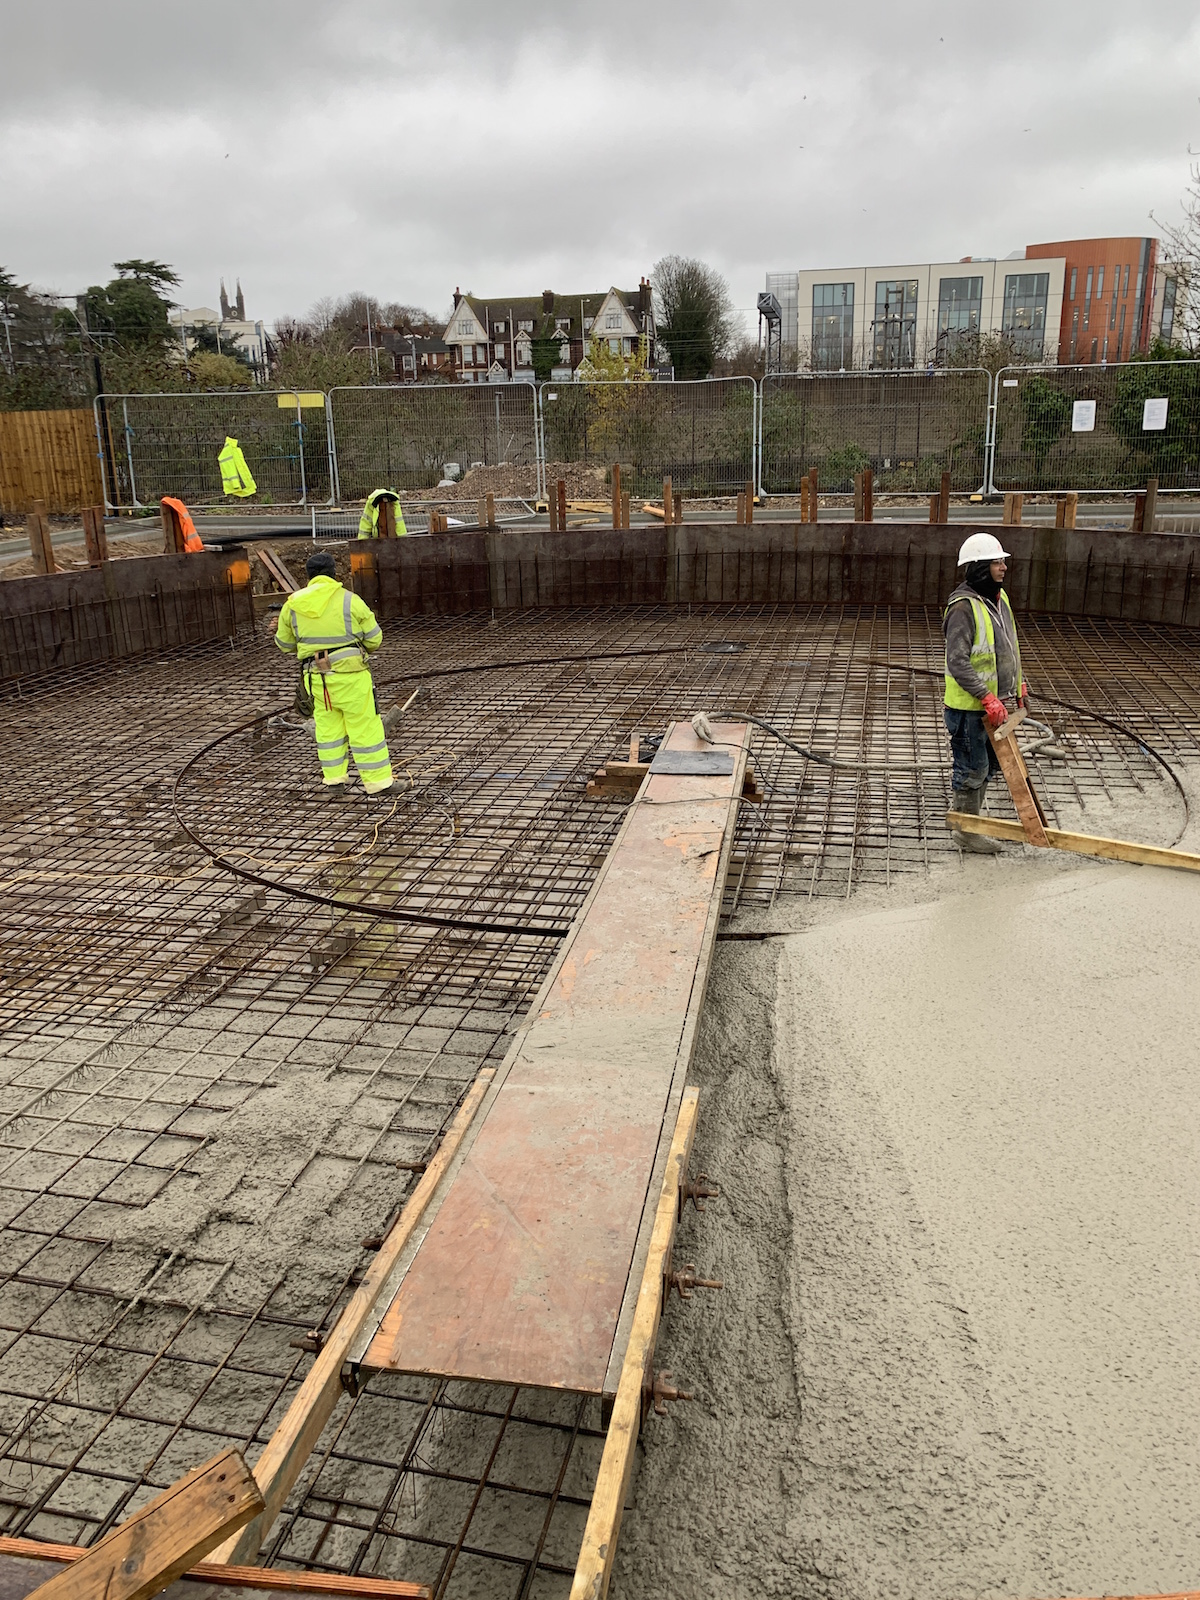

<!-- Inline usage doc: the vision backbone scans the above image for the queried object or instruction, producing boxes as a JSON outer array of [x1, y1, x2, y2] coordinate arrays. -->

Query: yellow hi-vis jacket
[[274, 575, 382, 673], [218, 437, 257, 498], [359, 488, 408, 538], [943, 588, 1022, 710]]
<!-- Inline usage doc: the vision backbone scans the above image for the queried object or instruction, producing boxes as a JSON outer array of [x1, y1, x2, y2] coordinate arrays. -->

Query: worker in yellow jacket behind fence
[[273, 550, 394, 798]]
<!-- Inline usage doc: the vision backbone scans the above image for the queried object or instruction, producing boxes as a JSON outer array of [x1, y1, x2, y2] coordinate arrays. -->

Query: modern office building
[[1024, 236, 1177, 363], [764, 257, 1066, 370]]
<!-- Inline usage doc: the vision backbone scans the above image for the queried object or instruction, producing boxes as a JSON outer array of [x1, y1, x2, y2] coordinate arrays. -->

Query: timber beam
[[946, 812, 1200, 874]]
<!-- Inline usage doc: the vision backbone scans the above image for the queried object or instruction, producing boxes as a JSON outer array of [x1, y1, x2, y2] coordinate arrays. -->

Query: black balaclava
[[964, 558, 1002, 601], [306, 550, 337, 580]]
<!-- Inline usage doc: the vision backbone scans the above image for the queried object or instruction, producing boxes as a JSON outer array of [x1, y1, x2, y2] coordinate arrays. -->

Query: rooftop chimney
[[542, 289, 555, 312], [453, 286, 461, 308]]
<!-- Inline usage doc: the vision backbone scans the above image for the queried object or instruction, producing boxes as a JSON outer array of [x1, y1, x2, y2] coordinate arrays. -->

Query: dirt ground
[[613, 771, 1200, 1599]]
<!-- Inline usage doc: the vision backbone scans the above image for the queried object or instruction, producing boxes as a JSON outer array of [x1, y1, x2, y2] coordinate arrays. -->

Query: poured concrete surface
[[617, 822, 1200, 1599]]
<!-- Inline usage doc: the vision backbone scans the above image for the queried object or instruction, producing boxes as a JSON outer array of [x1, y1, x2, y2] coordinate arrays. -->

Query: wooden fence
[[0, 409, 105, 515]]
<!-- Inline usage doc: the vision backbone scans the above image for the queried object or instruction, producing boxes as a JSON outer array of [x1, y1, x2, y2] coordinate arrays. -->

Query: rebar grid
[[3, 602, 1200, 1598]]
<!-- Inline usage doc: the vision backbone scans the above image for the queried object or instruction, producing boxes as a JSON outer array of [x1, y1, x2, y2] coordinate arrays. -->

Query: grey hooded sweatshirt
[[943, 582, 1020, 703]]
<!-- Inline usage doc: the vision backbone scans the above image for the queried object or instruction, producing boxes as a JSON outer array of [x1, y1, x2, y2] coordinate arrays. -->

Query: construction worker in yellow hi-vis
[[273, 550, 394, 798]]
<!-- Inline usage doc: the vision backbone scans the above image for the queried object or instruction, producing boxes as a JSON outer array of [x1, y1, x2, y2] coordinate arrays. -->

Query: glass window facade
[[1002, 272, 1049, 357], [812, 282, 855, 369], [872, 279, 918, 368], [1161, 276, 1178, 343], [935, 276, 983, 359]]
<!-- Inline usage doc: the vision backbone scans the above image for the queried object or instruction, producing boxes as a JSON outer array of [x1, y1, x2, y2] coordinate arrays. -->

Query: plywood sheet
[[361, 720, 748, 1392]]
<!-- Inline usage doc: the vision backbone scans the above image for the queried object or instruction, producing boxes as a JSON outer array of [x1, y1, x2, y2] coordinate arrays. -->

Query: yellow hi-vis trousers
[[310, 669, 394, 792]]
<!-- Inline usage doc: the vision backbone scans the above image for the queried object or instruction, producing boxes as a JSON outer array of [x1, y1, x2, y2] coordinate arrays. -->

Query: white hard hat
[[956, 532, 1010, 565]]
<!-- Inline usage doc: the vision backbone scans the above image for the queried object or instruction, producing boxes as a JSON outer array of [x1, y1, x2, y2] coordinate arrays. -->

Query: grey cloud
[[2, 0, 1198, 333]]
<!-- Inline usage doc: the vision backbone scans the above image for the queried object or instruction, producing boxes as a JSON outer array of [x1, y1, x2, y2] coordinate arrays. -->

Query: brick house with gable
[[443, 281, 656, 381]]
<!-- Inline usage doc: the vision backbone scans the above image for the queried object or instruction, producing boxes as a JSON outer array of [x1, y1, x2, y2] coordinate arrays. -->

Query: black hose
[[174, 644, 1191, 932]]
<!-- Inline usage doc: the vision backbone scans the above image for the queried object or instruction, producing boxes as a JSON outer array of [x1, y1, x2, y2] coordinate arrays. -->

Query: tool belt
[[294, 651, 332, 717]]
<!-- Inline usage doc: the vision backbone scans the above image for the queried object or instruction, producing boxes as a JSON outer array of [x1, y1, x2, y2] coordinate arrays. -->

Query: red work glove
[[981, 692, 1008, 729]]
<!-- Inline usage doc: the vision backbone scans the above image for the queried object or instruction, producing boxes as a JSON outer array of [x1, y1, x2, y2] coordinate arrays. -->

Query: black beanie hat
[[306, 549, 337, 579]]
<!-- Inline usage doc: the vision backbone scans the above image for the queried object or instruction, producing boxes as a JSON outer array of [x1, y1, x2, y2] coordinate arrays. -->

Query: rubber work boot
[[323, 782, 351, 801], [951, 786, 1004, 855]]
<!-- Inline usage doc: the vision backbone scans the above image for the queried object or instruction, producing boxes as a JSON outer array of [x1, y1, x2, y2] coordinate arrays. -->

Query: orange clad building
[[1025, 236, 1170, 365]]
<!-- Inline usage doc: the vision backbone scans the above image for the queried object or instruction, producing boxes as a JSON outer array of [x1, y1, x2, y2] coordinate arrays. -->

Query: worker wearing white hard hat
[[942, 532, 1029, 854]]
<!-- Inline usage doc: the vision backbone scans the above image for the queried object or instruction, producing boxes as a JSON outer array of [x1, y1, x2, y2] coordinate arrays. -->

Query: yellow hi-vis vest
[[273, 575, 383, 673], [359, 488, 407, 538], [944, 588, 1022, 710], [218, 437, 257, 498]]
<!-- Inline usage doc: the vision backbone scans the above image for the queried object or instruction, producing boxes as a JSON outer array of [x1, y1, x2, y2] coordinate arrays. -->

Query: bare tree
[[1150, 161, 1199, 352]]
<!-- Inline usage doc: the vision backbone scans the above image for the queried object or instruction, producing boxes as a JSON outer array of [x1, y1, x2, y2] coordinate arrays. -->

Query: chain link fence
[[990, 360, 1200, 492], [759, 369, 991, 495], [92, 362, 1200, 514], [328, 382, 540, 501], [539, 377, 755, 496], [95, 391, 333, 510]]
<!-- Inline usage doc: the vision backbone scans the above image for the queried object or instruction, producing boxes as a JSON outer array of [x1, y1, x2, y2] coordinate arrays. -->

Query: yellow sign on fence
[[276, 392, 326, 409]]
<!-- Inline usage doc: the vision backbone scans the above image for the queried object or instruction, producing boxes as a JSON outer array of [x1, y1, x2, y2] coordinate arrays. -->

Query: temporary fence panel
[[539, 377, 756, 497], [990, 359, 1200, 493], [95, 391, 333, 510], [0, 408, 105, 514], [759, 369, 991, 495], [329, 382, 540, 501]]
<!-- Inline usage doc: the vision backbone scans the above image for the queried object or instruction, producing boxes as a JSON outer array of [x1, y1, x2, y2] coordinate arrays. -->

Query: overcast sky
[[3, 0, 1198, 334]]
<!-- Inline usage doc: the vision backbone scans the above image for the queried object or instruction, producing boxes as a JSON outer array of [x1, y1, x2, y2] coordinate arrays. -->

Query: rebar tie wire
[[172, 647, 1190, 934]]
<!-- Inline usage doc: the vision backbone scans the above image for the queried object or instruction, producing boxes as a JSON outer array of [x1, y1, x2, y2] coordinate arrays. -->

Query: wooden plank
[[744, 478, 754, 525], [945, 813, 1200, 873], [663, 475, 673, 524], [568, 1089, 700, 1600], [987, 726, 1049, 845], [988, 704, 1027, 741], [853, 471, 865, 522], [23, 1449, 262, 1600], [1003, 491, 1023, 526], [378, 498, 396, 539], [807, 467, 818, 523], [611, 463, 621, 529], [557, 478, 567, 530], [81, 507, 107, 566], [360, 721, 749, 1394], [27, 502, 55, 575], [1144, 477, 1158, 534], [863, 465, 874, 522], [209, 1068, 496, 1565], [938, 469, 951, 524], [253, 545, 298, 593], [0, 1537, 429, 1599]]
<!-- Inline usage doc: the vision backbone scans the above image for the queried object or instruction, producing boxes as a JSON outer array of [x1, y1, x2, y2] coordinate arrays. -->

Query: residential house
[[376, 329, 453, 381], [443, 282, 656, 382]]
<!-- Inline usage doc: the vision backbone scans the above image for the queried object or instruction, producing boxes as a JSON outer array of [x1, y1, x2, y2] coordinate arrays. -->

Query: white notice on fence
[[1143, 397, 1169, 431], [1072, 400, 1097, 432], [1002, 379, 1019, 387]]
